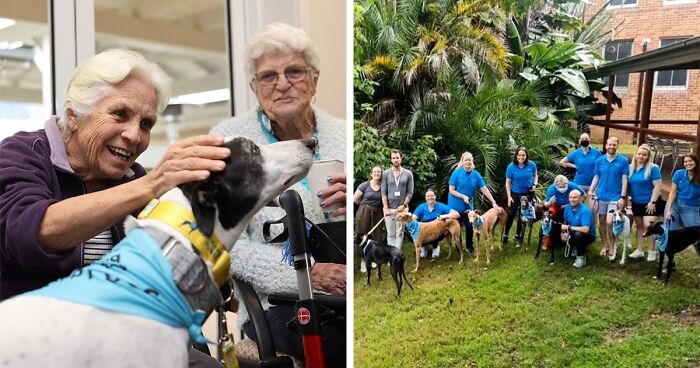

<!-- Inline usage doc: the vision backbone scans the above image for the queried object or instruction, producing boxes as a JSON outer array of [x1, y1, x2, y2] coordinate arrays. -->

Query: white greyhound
[[610, 207, 633, 264], [0, 137, 315, 367]]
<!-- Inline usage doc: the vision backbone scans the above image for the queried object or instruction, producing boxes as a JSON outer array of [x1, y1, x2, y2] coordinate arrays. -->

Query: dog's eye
[[251, 145, 260, 154]]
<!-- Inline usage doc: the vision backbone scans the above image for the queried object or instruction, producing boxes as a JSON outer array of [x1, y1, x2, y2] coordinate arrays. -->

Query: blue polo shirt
[[413, 202, 453, 222], [546, 182, 586, 207], [628, 164, 662, 205], [447, 168, 486, 213], [593, 154, 630, 201], [566, 147, 602, 186], [564, 203, 596, 235], [672, 169, 700, 206], [506, 161, 537, 194]]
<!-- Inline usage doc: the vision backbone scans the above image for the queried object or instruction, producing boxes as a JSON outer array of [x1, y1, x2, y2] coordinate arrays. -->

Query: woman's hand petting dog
[[317, 172, 347, 217], [311, 263, 346, 295]]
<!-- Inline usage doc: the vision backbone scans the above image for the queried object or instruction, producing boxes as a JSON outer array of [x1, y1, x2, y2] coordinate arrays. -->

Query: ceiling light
[[169, 88, 230, 105], [0, 18, 16, 31]]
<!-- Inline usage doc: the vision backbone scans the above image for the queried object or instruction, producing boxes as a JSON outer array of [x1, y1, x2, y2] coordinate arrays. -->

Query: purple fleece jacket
[[0, 117, 146, 300]]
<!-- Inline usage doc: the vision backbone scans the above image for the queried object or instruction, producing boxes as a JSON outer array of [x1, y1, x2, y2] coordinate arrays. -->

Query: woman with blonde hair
[[447, 151, 500, 254], [627, 144, 663, 261]]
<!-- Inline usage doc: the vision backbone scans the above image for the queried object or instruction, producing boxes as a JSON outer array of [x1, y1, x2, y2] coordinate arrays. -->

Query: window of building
[[608, 0, 638, 8], [663, 0, 697, 6], [655, 38, 689, 89], [604, 40, 633, 88]]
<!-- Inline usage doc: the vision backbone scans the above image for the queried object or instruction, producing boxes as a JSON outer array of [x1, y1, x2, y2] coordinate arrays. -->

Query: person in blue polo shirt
[[666, 153, 700, 230], [627, 144, 663, 261], [562, 189, 596, 269], [447, 151, 500, 254], [504, 147, 538, 245], [413, 189, 460, 258], [560, 133, 602, 193], [588, 137, 629, 258]]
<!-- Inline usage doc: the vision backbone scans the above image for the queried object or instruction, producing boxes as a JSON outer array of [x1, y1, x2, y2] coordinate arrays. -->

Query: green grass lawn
[[354, 225, 700, 368]]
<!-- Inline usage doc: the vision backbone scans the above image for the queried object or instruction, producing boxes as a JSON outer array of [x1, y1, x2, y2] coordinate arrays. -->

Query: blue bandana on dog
[[541, 219, 552, 237], [656, 224, 669, 252], [405, 220, 420, 239], [612, 220, 625, 237], [521, 204, 535, 221], [472, 216, 484, 227], [24, 229, 211, 344]]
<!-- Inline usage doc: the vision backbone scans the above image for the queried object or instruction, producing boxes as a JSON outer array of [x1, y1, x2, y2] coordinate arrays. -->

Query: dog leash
[[361, 217, 386, 246]]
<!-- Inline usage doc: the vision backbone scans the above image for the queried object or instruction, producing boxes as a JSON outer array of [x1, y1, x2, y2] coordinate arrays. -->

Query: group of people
[[0, 23, 346, 367], [355, 133, 700, 270]]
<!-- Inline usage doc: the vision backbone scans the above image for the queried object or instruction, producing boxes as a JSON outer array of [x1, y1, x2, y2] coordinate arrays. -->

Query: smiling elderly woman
[[0, 49, 230, 301], [211, 23, 346, 366]]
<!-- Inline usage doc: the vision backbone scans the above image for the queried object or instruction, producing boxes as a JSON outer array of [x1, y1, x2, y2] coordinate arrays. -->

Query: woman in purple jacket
[[0, 50, 230, 301]]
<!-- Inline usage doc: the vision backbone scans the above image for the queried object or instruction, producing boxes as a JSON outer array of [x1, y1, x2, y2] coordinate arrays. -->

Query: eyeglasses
[[252, 66, 315, 89]]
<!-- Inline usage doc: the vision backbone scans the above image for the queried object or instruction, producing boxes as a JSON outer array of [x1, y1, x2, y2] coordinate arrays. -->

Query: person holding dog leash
[[0, 49, 231, 367], [447, 151, 499, 254], [561, 189, 596, 269], [413, 189, 460, 258], [666, 153, 700, 231], [627, 144, 663, 261], [504, 147, 539, 246], [211, 23, 346, 367], [355, 166, 385, 272], [381, 148, 415, 249], [587, 136, 629, 258], [544, 175, 586, 250]]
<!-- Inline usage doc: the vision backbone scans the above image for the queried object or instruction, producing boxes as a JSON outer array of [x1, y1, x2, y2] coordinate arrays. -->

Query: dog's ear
[[608, 208, 615, 214], [189, 183, 218, 237], [475, 210, 483, 216]]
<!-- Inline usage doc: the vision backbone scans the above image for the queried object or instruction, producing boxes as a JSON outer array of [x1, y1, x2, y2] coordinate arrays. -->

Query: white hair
[[60, 49, 171, 135], [245, 23, 320, 81], [554, 175, 569, 186]]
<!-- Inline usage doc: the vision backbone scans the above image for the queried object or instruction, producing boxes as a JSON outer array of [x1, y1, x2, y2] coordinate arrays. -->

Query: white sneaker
[[573, 256, 586, 269], [420, 247, 427, 258], [629, 249, 645, 259], [647, 251, 657, 262], [360, 261, 367, 273], [432, 246, 440, 258], [372, 262, 378, 269]]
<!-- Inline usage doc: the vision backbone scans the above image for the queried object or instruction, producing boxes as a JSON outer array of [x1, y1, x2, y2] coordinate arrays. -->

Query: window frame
[[663, 0, 697, 6], [654, 37, 690, 90], [607, 0, 639, 9], [603, 39, 634, 89]]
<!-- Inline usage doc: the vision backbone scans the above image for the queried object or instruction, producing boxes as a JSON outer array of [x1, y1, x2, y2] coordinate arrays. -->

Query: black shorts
[[631, 202, 658, 217]]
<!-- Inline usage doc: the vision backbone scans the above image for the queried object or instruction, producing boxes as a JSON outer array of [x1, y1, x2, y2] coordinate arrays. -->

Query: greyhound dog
[[395, 211, 463, 273], [0, 137, 315, 367], [467, 208, 507, 264], [610, 207, 633, 264], [643, 221, 700, 284], [355, 234, 413, 298], [517, 196, 545, 249]]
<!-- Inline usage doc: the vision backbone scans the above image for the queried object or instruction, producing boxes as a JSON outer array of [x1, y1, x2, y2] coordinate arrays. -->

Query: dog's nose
[[303, 139, 316, 151]]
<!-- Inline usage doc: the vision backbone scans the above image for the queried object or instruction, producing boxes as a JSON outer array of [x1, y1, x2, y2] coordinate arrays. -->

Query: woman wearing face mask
[[560, 133, 602, 193]]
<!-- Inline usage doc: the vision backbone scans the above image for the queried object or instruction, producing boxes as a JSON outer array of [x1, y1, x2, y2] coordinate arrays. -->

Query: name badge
[[394, 191, 401, 197]]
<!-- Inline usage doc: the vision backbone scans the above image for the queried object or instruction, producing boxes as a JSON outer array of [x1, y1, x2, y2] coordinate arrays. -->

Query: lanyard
[[393, 169, 402, 188], [258, 109, 320, 191]]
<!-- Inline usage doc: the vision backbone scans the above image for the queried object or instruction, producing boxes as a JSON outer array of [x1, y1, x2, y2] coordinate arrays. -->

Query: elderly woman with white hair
[[211, 23, 346, 366], [0, 49, 229, 366], [543, 175, 586, 250]]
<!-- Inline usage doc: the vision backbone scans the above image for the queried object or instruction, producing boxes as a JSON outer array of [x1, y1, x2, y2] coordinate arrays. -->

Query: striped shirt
[[83, 230, 114, 265]]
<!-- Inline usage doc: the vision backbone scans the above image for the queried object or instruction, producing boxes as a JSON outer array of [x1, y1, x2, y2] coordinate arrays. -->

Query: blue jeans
[[669, 203, 700, 230]]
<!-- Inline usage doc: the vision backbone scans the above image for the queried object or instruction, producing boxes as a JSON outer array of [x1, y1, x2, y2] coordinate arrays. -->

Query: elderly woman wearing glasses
[[211, 23, 346, 366]]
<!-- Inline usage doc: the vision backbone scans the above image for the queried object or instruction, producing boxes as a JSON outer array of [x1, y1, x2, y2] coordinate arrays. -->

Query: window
[[608, 0, 638, 8], [664, 0, 697, 5], [656, 38, 689, 89], [604, 40, 633, 88]]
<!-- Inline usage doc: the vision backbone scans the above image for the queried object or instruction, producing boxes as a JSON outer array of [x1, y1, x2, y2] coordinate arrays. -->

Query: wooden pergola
[[583, 36, 700, 156]]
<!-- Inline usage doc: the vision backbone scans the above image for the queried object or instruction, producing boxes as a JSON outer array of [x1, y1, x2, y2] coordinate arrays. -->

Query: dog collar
[[472, 216, 483, 227], [612, 220, 625, 237], [138, 199, 231, 286]]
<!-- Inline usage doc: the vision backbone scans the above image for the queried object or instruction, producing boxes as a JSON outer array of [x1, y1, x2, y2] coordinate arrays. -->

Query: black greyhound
[[355, 234, 413, 298], [642, 221, 700, 284]]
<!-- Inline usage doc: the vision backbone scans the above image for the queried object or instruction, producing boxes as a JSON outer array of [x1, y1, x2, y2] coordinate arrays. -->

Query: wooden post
[[638, 69, 655, 145], [603, 75, 615, 144]]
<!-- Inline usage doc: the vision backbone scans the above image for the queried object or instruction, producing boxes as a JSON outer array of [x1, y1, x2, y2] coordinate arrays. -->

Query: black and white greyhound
[[0, 136, 315, 367]]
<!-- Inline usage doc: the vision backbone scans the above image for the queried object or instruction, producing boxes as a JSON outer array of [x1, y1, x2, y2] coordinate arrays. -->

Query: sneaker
[[420, 247, 427, 258], [646, 251, 657, 262], [360, 261, 367, 273], [372, 262, 378, 269], [629, 249, 645, 259], [432, 246, 440, 258], [573, 256, 586, 269]]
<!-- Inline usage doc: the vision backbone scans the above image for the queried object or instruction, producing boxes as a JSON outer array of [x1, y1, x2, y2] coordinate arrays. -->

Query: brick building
[[583, 0, 700, 144]]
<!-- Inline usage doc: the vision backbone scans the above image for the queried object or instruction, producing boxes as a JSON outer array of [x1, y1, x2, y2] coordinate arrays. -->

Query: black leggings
[[504, 192, 533, 240], [459, 211, 474, 251], [569, 231, 595, 256]]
